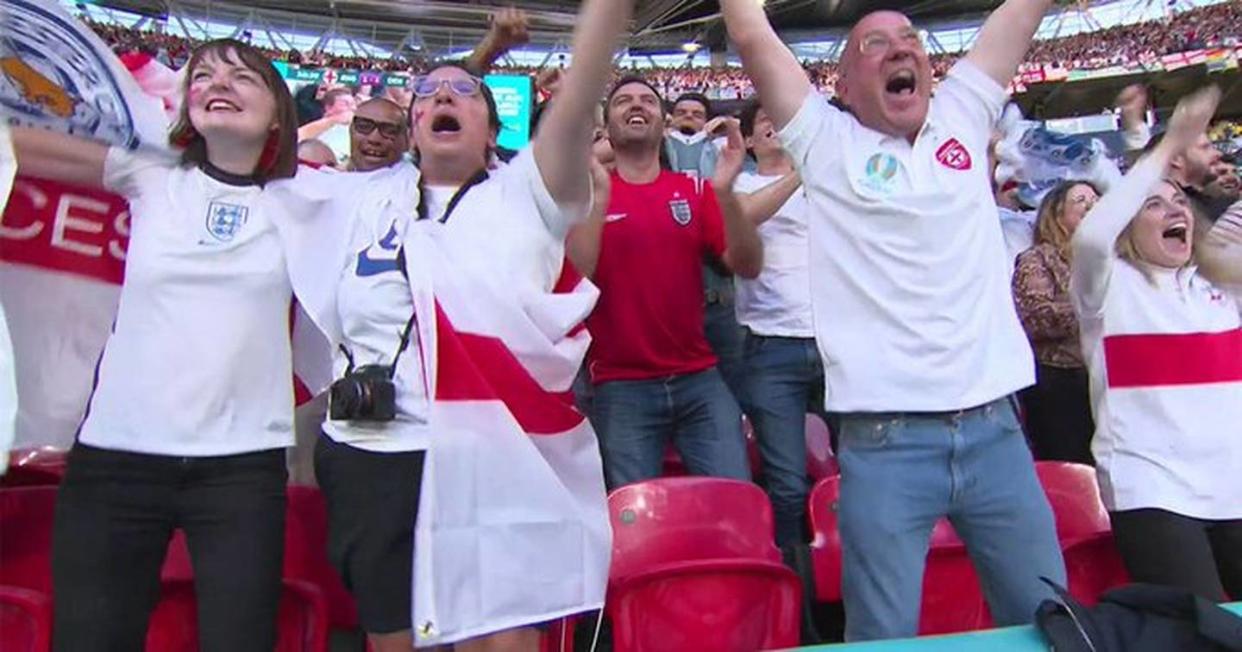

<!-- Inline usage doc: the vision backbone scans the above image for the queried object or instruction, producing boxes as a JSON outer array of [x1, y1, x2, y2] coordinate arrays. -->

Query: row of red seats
[[1, 453, 1124, 651], [603, 463, 1129, 651]]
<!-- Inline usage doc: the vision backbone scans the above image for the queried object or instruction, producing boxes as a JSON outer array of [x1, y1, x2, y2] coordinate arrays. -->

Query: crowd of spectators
[[84, 1, 1240, 99]]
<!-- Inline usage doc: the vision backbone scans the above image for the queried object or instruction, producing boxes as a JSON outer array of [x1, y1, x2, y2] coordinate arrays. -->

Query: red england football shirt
[[586, 170, 726, 383]]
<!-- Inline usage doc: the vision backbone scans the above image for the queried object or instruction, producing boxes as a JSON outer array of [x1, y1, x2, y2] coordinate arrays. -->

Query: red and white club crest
[[935, 138, 972, 171]]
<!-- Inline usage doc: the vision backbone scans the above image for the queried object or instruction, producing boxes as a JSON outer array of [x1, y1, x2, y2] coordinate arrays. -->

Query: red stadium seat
[[807, 477, 990, 635], [804, 414, 838, 480], [1035, 462, 1129, 605], [0, 487, 58, 595], [607, 477, 800, 652], [145, 579, 328, 652], [0, 449, 67, 488], [0, 586, 51, 652], [283, 485, 359, 630]]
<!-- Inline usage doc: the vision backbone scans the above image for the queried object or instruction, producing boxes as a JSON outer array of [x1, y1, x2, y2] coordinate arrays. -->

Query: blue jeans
[[741, 333, 827, 546], [591, 367, 750, 489], [703, 268, 746, 404], [835, 398, 1065, 641]]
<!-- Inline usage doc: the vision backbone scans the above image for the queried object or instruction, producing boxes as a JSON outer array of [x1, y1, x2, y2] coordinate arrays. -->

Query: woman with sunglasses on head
[[308, 1, 634, 650], [4, 39, 302, 650], [1071, 86, 1242, 602]]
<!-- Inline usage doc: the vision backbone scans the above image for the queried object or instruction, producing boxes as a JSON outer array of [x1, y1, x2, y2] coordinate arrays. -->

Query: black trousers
[[1019, 363, 1095, 465], [52, 443, 288, 652], [1110, 508, 1242, 602]]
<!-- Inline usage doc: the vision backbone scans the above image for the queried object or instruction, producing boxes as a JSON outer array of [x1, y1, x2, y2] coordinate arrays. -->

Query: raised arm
[[1071, 86, 1220, 314], [713, 119, 763, 279], [9, 125, 108, 189], [565, 157, 610, 279], [738, 171, 801, 226], [719, 0, 811, 130], [532, 0, 634, 217], [464, 7, 531, 76], [965, 0, 1055, 88]]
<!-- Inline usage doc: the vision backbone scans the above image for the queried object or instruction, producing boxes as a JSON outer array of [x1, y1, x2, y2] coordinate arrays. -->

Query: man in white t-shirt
[[732, 101, 821, 547], [721, 0, 1065, 640]]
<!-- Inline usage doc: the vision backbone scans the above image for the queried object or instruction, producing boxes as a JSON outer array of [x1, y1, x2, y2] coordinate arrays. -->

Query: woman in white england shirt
[[7, 39, 300, 650], [1071, 86, 1241, 602], [311, 1, 632, 650]]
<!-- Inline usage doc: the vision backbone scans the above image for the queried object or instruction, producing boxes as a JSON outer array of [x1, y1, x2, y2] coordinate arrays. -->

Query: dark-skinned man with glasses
[[348, 97, 409, 172]]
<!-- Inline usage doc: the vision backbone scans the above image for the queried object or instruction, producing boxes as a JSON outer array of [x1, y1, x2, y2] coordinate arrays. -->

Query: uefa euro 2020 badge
[[859, 152, 901, 196], [0, 0, 142, 149]]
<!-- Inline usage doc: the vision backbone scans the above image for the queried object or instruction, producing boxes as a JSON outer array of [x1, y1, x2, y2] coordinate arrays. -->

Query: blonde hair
[[1035, 180, 1100, 260]]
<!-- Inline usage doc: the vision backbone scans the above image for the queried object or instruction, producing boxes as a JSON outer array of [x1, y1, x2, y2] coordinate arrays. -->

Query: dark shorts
[[314, 433, 425, 634]]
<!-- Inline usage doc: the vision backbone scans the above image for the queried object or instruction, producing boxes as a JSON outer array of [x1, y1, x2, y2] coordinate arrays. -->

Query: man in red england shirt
[[567, 77, 764, 489]]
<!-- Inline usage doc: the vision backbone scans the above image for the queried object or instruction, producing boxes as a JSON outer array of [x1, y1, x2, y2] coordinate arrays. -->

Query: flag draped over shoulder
[[269, 169, 611, 646]]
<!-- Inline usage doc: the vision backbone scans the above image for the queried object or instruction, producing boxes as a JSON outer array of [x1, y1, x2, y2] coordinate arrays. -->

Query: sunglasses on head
[[411, 75, 483, 99], [352, 116, 405, 139]]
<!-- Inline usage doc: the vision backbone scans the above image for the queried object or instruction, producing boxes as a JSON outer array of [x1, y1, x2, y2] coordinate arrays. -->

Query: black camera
[[329, 364, 397, 422]]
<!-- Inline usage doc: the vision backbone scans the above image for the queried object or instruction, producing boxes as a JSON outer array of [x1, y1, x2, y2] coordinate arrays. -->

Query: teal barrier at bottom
[[790, 602, 1242, 651]]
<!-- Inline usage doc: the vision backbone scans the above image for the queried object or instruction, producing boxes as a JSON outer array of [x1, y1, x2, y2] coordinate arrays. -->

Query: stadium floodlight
[[682, 42, 701, 52]]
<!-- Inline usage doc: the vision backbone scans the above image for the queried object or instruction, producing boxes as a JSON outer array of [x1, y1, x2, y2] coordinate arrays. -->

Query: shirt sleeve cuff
[[517, 148, 592, 239]]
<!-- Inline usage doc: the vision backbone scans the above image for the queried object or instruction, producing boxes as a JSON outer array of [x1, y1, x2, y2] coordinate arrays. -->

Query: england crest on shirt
[[669, 199, 692, 226], [205, 201, 250, 242]]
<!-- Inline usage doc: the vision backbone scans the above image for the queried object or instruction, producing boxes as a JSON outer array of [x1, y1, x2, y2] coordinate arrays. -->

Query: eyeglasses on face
[[411, 75, 483, 99], [858, 28, 925, 57], [351, 116, 406, 139]]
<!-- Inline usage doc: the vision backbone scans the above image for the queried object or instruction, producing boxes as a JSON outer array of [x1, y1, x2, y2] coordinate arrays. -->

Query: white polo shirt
[[733, 171, 813, 338], [779, 60, 1034, 412], [78, 148, 295, 456]]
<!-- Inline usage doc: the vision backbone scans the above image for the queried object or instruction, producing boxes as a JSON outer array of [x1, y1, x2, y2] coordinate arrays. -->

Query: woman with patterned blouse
[[1013, 180, 1101, 464]]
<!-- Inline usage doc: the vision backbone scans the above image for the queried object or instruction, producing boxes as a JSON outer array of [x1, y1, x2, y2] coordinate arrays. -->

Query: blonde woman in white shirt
[[7, 39, 301, 651], [1071, 86, 1241, 602]]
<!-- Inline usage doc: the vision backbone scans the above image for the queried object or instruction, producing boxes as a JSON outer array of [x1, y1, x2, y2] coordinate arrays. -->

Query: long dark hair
[[169, 39, 299, 182], [1034, 179, 1101, 259]]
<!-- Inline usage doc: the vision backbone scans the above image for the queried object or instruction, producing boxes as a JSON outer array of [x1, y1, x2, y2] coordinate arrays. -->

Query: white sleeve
[[500, 147, 591, 240], [934, 60, 1008, 145], [777, 90, 842, 173], [102, 146, 169, 198], [1069, 155, 1165, 318]]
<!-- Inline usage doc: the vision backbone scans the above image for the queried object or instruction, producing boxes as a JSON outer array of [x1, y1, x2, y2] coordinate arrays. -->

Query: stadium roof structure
[[90, 0, 1012, 58]]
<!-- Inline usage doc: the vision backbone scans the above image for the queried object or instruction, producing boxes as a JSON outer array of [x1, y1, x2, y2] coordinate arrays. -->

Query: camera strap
[[414, 167, 490, 223]]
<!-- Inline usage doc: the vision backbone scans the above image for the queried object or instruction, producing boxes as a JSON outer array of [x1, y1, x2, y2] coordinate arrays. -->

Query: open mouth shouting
[[884, 69, 918, 98], [431, 114, 462, 136], [1161, 219, 1190, 247]]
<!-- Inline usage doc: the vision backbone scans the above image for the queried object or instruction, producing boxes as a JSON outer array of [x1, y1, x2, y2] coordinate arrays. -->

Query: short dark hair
[[607, 76, 664, 106], [738, 99, 762, 138], [169, 39, 298, 182], [672, 92, 712, 118]]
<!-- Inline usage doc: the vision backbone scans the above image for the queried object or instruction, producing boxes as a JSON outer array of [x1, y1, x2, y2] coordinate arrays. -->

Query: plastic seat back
[[0, 586, 51, 652], [145, 579, 328, 652], [0, 450, 67, 488], [284, 485, 358, 629], [607, 477, 799, 652], [808, 478, 990, 633], [804, 414, 838, 480], [1036, 462, 1128, 604], [609, 477, 780, 582], [0, 487, 58, 594]]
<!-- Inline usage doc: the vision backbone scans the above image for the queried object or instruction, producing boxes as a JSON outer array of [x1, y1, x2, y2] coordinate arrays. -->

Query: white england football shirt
[[732, 171, 814, 338], [78, 148, 295, 456]]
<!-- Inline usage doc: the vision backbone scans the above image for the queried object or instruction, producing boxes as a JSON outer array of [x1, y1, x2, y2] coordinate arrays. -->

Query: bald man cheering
[[720, 0, 1065, 641]]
